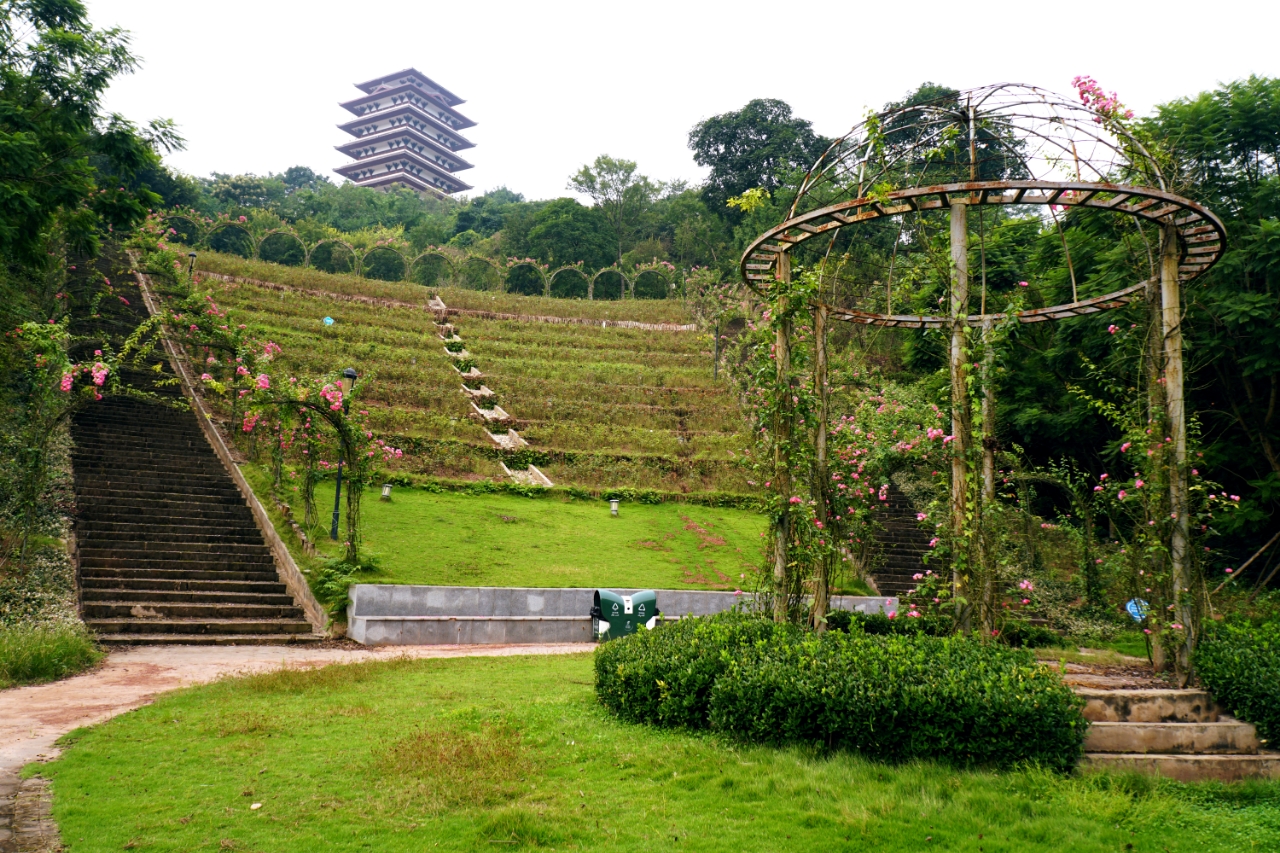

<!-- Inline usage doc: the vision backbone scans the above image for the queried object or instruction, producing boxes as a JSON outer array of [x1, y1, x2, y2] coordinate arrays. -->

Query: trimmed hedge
[[594, 613, 797, 728], [1196, 618, 1280, 743], [595, 614, 1087, 771]]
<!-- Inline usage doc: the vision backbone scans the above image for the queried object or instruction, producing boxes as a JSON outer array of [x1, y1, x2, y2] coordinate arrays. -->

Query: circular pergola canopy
[[739, 83, 1226, 325]]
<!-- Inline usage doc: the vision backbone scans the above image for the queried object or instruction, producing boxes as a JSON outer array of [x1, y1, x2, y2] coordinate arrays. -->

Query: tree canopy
[[688, 98, 830, 217]]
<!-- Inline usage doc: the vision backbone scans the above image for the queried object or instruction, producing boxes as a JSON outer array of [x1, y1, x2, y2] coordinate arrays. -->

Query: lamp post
[[187, 252, 197, 276], [330, 367, 358, 541]]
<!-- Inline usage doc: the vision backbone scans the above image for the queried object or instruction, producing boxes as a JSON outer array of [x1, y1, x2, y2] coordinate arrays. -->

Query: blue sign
[[1125, 598, 1149, 622], [323, 316, 334, 326]]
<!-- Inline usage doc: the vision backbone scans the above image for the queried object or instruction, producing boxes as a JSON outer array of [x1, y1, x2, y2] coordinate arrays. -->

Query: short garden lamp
[[381, 483, 393, 501], [340, 367, 358, 405], [609, 499, 620, 517], [186, 252, 197, 276]]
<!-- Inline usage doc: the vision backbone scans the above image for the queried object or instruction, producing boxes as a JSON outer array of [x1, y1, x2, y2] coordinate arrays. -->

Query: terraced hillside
[[194, 251, 749, 492]]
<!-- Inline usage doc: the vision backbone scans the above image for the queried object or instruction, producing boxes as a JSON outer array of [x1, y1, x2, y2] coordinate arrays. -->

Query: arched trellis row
[[165, 211, 686, 299], [739, 83, 1227, 681]]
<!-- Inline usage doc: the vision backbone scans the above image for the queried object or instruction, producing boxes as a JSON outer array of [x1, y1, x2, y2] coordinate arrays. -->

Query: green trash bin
[[591, 589, 659, 641]]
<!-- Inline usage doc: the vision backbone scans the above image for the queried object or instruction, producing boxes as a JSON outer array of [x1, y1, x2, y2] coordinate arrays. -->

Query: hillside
[[193, 251, 750, 493]]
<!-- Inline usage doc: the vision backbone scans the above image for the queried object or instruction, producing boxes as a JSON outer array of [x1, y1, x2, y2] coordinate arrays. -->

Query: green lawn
[[309, 483, 768, 590], [37, 653, 1280, 852]]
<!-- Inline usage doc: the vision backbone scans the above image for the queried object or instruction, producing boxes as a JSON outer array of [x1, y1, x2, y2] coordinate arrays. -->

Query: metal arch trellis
[[546, 264, 592, 299], [502, 260, 549, 296], [164, 212, 685, 300], [738, 83, 1226, 671], [740, 179, 1227, 327], [256, 229, 308, 266], [590, 266, 629, 300], [410, 251, 457, 286]]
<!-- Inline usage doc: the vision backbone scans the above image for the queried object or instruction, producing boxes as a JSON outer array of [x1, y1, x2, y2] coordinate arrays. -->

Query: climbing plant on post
[[1161, 223, 1194, 676], [770, 251, 795, 622], [948, 200, 975, 630]]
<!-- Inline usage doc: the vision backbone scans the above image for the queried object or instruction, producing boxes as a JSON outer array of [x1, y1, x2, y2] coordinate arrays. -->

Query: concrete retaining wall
[[347, 585, 897, 645]]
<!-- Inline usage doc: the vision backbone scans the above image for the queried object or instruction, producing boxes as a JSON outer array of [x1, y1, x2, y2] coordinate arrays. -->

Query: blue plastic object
[[1125, 598, 1149, 621], [323, 316, 334, 326]]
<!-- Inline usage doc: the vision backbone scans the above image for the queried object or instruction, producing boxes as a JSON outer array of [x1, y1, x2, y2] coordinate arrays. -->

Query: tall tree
[[687, 98, 828, 217], [567, 155, 658, 264], [1146, 77, 1280, 528], [0, 0, 181, 266]]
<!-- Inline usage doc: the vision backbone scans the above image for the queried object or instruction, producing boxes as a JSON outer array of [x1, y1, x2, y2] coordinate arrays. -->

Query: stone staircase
[[1079, 688, 1280, 781], [869, 491, 933, 597], [71, 396, 321, 645]]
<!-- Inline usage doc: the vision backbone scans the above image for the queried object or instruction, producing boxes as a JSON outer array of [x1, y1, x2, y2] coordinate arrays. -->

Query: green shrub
[[708, 630, 1085, 770], [593, 613, 795, 728], [596, 615, 1086, 771], [0, 623, 103, 688], [999, 621, 1068, 649], [1196, 618, 1280, 743], [825, 609, 952, 637]]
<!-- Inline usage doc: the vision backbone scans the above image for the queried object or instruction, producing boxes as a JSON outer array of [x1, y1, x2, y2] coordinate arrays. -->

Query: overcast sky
[[92, 0, 1277, 203]]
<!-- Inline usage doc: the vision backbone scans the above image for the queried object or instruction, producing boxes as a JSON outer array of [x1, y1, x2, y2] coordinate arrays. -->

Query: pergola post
[[773, 251, 793, 623], [980, 315, 997, 630], [1162, 223, 1192, 678], [950, 200, 973, 629], [812, 302, 831, 631]]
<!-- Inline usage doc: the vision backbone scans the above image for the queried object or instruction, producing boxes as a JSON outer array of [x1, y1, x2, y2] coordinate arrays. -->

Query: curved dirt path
[[0, 643, 583, 777]]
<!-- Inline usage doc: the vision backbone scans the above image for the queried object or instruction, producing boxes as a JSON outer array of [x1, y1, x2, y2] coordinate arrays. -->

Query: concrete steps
[[71, 396, 323, 645], [867, 491, 934, 596], [1078, 688, 1280, 781]]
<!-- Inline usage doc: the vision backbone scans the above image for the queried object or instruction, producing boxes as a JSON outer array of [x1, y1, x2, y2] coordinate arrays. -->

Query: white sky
[[92, 0, 1278, 203]]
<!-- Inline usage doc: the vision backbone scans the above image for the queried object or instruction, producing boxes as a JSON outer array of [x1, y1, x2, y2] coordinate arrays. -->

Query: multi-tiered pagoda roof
[[334, 68, 474, 197]]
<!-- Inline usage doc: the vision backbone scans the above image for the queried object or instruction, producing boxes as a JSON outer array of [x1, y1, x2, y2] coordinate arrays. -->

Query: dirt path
[[0, 642, 584, 777]]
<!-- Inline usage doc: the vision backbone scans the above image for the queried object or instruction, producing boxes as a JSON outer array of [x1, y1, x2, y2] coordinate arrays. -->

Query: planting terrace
[[195, 251, 748, 492]]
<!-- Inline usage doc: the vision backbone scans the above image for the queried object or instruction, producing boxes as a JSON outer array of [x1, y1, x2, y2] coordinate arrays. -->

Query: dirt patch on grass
[[377, 721, 532, 810]]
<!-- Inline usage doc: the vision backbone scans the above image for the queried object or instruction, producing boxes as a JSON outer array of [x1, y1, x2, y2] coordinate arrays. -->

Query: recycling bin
[[591, 589, 659, 641]]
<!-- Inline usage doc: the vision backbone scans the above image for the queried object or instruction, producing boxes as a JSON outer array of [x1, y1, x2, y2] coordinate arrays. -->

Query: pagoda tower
[[335, 69, 474, 197]]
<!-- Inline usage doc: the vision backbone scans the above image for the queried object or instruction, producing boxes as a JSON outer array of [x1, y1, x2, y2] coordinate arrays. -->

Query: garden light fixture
[[610, 499, 620, 517], [381, 483, 393, 500], [186, 252, 197, 276]]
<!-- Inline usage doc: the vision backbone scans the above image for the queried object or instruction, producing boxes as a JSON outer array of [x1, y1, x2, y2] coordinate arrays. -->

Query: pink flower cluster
[[1072, 75, 1135, 124]]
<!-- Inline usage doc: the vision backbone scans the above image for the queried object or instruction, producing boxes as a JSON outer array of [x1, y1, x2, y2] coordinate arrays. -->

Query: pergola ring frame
[[739, 179, 1227, 327]]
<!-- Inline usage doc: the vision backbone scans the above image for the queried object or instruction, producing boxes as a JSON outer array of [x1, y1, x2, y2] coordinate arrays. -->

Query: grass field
[[297, 480, 767, 590], [37, 653, 1280, 852], [190, 250, 748, 491]]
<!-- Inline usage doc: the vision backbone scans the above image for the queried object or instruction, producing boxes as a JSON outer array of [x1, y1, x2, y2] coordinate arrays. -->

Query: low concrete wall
[[347, 585, 897, 645]]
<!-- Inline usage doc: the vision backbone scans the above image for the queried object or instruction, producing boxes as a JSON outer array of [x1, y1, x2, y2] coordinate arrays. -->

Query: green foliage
[[567, 155, 661, 263], [0, 621, 102, 689], [594, 613, 791, 728], [311, 557, 379, 617], [596, 614, 1086, 770], [706, 626, 1085, 770], [824, 609, 952, 637], [0, 0, 182, 264], [518, 198, 615, 270], [688, 98, 829, 217], [1195, 617, 1280, 742]]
